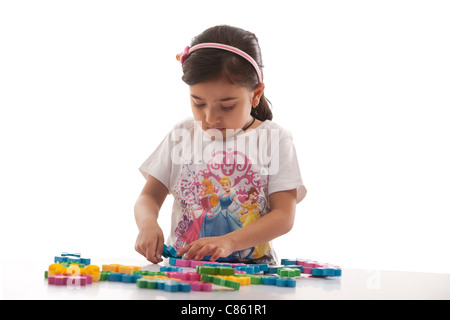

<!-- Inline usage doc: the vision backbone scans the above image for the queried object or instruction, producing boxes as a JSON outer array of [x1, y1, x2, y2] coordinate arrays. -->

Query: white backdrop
[[1, 1, 449, 274]]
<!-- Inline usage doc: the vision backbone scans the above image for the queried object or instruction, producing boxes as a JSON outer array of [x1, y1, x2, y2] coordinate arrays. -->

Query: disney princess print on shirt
[[172, 148, 272, 262]]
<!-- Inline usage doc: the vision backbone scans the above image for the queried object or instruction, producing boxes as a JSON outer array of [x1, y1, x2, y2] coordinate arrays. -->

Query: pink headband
[[176, 42, 263, 83]]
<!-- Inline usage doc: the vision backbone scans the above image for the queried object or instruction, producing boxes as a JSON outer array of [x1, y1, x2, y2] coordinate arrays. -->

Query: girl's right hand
[[134, 220, 165, 264]]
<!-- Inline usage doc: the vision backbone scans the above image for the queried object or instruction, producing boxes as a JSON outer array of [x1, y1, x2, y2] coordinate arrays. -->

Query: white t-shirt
[[139, 117, 305, 264]]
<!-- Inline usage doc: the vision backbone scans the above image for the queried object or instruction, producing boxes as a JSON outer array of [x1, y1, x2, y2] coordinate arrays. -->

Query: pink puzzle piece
[[296, 259, 341, 275], [48, 274, 93, 286], [181, 280, 212, 292], [166, 272, 201, 282]]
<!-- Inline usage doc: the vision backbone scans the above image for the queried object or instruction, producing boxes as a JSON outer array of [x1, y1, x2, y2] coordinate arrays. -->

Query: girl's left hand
[[177, 236, 235, 261]]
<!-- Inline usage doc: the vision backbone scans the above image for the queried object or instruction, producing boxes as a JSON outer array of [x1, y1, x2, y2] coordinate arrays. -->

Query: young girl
[[134, 25, 307, 264]]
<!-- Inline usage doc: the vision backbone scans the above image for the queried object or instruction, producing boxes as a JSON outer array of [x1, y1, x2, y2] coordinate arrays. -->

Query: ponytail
[[251, 93, 272, 121]]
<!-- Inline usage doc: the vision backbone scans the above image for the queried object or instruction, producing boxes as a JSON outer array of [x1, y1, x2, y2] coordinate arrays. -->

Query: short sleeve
[[139, 132, 173, 190], [267, 131, 306, 203]]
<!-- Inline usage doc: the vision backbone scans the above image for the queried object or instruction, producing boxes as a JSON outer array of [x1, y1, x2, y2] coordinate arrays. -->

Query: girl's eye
[[193, 103, 206, 108], [221, 105, 235, 111]]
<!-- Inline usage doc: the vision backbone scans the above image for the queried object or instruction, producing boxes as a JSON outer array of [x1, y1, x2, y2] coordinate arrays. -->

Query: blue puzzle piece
[[254, 264, 269, 272], [108, 272, 125, 282], [235, 265, 256, 274], [54, 252, 91, 265], [107, 272, 142, 283], [122, 274, 142, 283], [280, 259, 297, 266], [162, 244, 178, 258], [163, 280, 191, 292], [160, 266, 183, 273], [168, 257, 181, 266], [203, 263, 233, 268], [276, 277, 296, 287], [312, 268, 341, 277], [61, 252, 81, 257], [261, 276, 278, 286]]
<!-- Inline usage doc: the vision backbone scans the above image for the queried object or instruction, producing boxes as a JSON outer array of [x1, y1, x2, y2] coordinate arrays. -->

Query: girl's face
[[189, 78, 264, 135]]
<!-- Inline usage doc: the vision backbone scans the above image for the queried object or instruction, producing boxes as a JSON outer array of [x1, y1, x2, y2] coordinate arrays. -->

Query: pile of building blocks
[[48, 274, 93, 286], [44, 247, 341, 293], [54, 252, 91, 265], [45, 252, 99, 286], [281, 258, 342, 277]]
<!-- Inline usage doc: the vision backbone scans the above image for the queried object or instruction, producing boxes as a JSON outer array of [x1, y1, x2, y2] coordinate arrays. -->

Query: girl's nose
[[205, 110, 220, 127]]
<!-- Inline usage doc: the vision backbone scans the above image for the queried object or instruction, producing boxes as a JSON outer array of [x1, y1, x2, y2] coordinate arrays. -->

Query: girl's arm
[[177, 188, 298, 261], [134, 175, 169, 263]]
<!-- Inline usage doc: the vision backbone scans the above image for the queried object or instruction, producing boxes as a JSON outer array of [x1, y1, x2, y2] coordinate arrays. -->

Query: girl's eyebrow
[[190, 94, 238, 102], [219, 97, 238, 102], [190, 94, 204, 100]]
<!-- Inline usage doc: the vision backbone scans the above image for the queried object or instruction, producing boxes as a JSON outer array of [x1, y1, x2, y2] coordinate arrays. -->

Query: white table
[[2, 258, 450, 300]]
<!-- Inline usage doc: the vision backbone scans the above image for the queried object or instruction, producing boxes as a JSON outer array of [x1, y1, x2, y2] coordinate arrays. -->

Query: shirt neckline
[[193, 119, 272, 140]]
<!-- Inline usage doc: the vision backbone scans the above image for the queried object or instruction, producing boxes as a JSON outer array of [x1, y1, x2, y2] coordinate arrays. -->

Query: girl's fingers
[[210, 247, 225, 262], [177, 243, 191, 257], [145, 245, 155, 263], [156, 239, 164, 261], [178, 238, 226, 261], [195, 245, 214, 261], [146, 241, 162, 264]]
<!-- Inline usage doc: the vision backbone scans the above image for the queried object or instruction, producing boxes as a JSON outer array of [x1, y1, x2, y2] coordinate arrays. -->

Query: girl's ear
[[252, 83, 265, 107]]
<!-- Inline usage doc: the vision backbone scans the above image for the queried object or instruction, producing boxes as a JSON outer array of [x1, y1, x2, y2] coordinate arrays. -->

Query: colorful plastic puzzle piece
[[48, 263, 65, 275], [133, 270, 167, 277], [169, 258, 246, 269], [107, 272, 143, 283], [259, 276, 296, 288], [237, 265, 255, 273], [264, 265, 303, 275], [216, 275, 251, 286], [160, 266, 183, 273], [100, 271, 111, 281], [276, 277, 296, 287], [312, 268, 342, 277], [294, 259, 342, 277], [101, 264, 141, 274], [196, 266, 235, 276], [48, 274, 93, 286], [280, 259, 297, 266], [162, 244, 178, 258], [174, 259, 192, 267], [200, 274, 240, 290], [235, 273, 263, 285], [261, 276, 278, 286], [166, 272, 201, 282], [54, 252, 91, 265], [85, 265, 100, 282], [182, 280, 212, 292], [203, 263, 233, 268], [278, 267, 301, 277], [136, 278, 191, 292], [47, 263, 101, 282], [254, 264, 269, 272]]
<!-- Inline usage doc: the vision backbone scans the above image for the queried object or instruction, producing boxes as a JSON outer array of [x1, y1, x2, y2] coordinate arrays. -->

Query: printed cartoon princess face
[[248, 191, 258, 203], [221, 181, 231, 192], [219, 176, 232, 192]]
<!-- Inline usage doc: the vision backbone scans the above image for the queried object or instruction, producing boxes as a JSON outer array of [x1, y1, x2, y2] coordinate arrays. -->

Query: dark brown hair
[[181, 25, 273, 121]]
